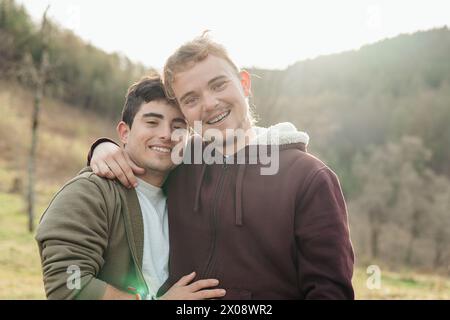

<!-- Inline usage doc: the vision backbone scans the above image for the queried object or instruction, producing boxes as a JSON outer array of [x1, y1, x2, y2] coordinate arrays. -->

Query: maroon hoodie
[[160, 123, 353, 299], [88, 123, 354, 300]]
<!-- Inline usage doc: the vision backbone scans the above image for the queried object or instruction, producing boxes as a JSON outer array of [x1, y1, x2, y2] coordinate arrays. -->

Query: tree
[[351, 137, 432, 262], [394, 166, 434, 265], [26, 5, 50, 232], [428, 175, 450, 269]]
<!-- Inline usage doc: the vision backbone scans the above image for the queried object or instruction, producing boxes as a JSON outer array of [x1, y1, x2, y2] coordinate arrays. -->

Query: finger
[[188, 279, 220, 292], [191, 289, 226, 300], [106, 158, 131, 188], [124, 152, 145, 176], [115, 153, 138, 188], [97, 162, 114, 179], [175, 272, 196, 287]]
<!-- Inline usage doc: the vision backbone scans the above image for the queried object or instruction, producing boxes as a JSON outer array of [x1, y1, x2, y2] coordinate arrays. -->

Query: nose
[[158, 123, 172, 141], [202, 91, 219, 114]]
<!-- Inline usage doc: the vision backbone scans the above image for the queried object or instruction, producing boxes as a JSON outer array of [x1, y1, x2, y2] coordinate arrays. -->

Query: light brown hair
[[163, 32, 240, 100]]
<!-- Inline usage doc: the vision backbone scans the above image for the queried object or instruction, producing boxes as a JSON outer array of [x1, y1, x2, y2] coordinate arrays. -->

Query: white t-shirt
[[135, 178, 169, 298]]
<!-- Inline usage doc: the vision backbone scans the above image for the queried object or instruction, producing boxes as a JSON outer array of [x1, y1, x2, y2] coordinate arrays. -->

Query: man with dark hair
[[35, 74, 226, 300]]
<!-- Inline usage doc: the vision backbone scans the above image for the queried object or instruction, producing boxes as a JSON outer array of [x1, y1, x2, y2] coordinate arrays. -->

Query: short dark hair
[[121, 74, 175, 128]]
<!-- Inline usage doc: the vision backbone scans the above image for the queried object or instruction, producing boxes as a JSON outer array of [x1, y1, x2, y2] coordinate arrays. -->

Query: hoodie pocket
[[223, 288, 252, 300]]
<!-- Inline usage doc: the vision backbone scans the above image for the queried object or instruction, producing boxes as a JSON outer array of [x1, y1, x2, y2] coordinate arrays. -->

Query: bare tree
[[352, 137, 432, 263], [396, 166, 431, 266], [26, 5, 50, 232], [352, 147, 398, 260]]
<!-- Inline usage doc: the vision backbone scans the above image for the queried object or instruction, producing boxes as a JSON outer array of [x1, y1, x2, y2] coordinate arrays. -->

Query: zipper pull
[[223, 157, 228, 170]]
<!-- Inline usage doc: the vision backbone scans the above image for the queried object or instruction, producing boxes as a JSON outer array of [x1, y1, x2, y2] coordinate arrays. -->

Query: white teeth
[[150, 146, 171, 153], [207, 110, 230, 124]]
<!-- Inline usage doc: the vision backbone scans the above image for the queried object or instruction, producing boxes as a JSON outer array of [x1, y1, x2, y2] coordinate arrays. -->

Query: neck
[[222, 121, 255, 156], [136, 170, 167, 188]]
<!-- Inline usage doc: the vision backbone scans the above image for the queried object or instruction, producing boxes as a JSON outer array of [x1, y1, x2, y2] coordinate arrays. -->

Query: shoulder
[[71, 167, 125, 194], [280, 147, 328, 174], [37, 169, 128, 237], [42, 168, 126, 219], [278, 148, 342, 193]]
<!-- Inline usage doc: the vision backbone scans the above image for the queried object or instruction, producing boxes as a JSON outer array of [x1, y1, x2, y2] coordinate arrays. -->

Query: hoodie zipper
[[203, 161, 228, 278]]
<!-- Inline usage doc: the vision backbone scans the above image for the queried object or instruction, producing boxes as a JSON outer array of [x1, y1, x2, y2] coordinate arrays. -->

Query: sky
[[16, 0, 450, 71]]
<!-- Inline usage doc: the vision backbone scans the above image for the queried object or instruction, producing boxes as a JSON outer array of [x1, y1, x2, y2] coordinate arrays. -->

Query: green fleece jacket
[[35, 167, 149, 299]]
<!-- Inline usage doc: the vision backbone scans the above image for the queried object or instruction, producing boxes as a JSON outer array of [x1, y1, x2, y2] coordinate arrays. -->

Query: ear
[[117, 121, 130, 145], [240, 70, 251, 97]]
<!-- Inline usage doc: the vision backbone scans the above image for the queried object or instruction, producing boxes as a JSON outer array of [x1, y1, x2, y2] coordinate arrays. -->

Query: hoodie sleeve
[[35, 176, 111, 299], [295, 166, 355, 299]]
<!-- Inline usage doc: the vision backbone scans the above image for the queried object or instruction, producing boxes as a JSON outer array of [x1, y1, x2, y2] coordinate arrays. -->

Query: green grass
[[1, 190, 450, 299], [0, 193, 47, 299], [352, 265, 450, 299]]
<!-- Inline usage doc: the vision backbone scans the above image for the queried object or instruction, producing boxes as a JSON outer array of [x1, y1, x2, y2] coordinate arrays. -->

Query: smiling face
[[117, 99, 187, 174], [171, 54, 253, 137]]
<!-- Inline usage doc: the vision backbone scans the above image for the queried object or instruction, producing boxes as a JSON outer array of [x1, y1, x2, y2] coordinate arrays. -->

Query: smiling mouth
[[206, 110, 231, 125], [149, 146, 172, 154]]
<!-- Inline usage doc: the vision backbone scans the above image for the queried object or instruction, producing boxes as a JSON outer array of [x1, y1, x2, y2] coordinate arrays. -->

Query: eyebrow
[[142, 112, 163, 119], [142, 112, 187, 124], [179, 75, 228, 103]]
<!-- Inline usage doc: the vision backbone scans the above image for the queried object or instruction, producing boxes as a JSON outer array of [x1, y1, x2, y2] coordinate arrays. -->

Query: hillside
[[0, 80, 116, 189], [251, 27, 450, 183]]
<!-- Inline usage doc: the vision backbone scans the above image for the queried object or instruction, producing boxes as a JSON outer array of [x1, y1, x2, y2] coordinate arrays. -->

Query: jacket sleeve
[[295, 166, 355, 299], [86, 137, 119, 166], [35, 176, 112, 299]]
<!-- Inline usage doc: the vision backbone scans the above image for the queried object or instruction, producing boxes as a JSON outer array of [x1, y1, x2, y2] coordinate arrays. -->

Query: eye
[[183, 96, 198, 106], [212, 81, 227, 91], [173, 123, 187, 130], [146, 121, 158, 126]]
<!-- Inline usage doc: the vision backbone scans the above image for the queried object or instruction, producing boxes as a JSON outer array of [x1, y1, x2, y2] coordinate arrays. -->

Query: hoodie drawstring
[[194, 164, 207, 212], [235, 164, 246, 226]]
